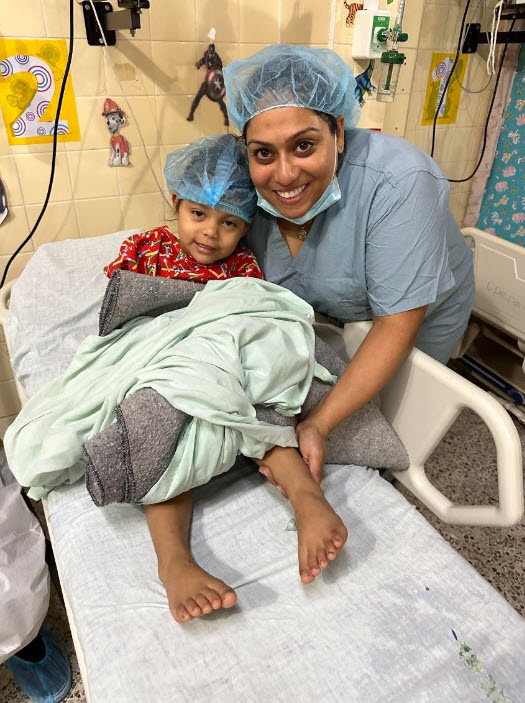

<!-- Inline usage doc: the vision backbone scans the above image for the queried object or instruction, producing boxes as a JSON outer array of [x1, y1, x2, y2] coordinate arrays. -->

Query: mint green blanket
[[5, 279, 334, 503]]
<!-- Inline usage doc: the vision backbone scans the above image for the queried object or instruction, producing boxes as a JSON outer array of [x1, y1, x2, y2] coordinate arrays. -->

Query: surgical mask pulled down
[[255, 134, 341, 225]]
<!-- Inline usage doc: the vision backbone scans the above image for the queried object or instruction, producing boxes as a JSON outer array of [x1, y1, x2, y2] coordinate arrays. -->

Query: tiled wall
[[384, 0, 496, 224]]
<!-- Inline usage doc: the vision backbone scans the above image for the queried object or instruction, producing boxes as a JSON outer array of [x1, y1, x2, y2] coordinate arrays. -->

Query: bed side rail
[[316, 319, 523, 527]]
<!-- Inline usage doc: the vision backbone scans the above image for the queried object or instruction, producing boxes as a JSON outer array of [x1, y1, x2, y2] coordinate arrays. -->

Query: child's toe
[[220, 587, 238, 608], [317, 548, 328, 568], [174, 605, 192, 623], [300, 570, 315, 584], [203, 588, 223, 609], [185, 598, 202, 617], [195, 594, 213, 614], [308, 556, 321, 575]]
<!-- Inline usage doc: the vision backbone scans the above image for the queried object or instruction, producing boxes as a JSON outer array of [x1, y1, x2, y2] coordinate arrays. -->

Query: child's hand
[[258, 466, 288, 498]]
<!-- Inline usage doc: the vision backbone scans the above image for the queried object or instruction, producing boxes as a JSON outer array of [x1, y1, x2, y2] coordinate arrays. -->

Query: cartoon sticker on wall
[[102, 98, 131, 167], [187, 28, 229, 127], [421, 52, 468, 126], [0, 39, 80, 145]]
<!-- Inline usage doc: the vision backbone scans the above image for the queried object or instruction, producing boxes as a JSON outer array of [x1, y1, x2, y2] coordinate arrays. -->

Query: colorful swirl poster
[[0, 39, 80, 145]]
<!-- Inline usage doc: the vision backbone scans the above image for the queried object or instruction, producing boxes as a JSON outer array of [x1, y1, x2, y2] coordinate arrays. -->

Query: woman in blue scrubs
[[224, 45, 475, 485]]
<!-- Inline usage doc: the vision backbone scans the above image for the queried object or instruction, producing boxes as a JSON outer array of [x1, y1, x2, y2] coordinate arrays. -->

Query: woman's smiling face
[[245, 108, 345, 221]]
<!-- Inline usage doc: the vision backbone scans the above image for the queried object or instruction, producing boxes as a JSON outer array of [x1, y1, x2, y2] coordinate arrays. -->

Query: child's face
[[173, 196, 249, 264]]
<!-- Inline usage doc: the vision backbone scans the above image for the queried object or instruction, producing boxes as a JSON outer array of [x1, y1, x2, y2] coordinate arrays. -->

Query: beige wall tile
[[152, 42, 201, 96], [405, 90, 426, 131], [0, 207, 33, 257], [412, 49, 433, 93], [443, 3, 462, 51], [68, 149, 120, 198], [237, 43, 269, 60], [41, 0, 86, 39], [0, 379, 21, 417], [449, 126, 483, 165], [15, 153, 72, 204], [358, 100, 386, 131], [281, 0, 331, 45], [27, 200, 79, 247], [402, 0, 424, 50], [76, 196, 124, 237], [333, 0, 355, 46], [383, 94, 410, 136], [121, 192, 168, 231], [156, 95, 208, 145], [196, 0, 240, 44], [65, 97, 110, 152], [0, 342, 13, 382], [397, 48, 417, 97], [0, 252, 33, 285], [0, 156, 23, 206], [104, 40, 156, 96], [118, 96, 159, 147], [418, 5, 447, 50], [71, 41, 107, 97], [149, 0, 196, 42], [0, 0, 46, 36], [116, 147, 162, 195], [0, 414, 17, 440], [240, 0, 280, 44]]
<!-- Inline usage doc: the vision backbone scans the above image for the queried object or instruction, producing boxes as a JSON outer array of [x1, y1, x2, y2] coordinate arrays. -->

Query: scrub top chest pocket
[[308, 276, 371, 321]]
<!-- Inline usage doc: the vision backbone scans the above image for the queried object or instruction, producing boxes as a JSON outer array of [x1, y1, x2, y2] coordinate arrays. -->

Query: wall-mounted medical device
[[83, 0, 150, 46], [351, 0, 408, 103]]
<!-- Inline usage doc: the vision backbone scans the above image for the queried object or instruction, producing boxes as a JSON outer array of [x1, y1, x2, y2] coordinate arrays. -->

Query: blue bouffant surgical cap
[[164, 134, 257, 222], [224, 44, 360, 133]]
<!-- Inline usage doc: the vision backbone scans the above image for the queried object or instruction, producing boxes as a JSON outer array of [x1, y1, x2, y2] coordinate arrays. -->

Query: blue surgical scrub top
[[245, 129, 475, 363]]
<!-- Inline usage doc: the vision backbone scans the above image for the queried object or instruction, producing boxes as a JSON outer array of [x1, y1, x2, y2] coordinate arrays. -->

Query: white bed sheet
[[7, 230, 525, 701]]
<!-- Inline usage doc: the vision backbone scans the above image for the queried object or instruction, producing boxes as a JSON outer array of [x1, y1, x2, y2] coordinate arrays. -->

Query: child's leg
[[145, 492, 237, 623], [256, 447, 348, 584]]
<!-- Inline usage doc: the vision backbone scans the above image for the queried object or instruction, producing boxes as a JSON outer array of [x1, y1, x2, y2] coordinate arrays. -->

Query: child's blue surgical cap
[[224, 44, 360, 133], [164, 134, 257, 222]]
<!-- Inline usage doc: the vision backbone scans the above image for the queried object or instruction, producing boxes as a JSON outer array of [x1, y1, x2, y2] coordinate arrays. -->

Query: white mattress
[[7, 231, 525, 702]]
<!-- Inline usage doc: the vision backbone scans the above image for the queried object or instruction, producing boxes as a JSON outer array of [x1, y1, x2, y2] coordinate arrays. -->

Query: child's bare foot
[[292, 488, 348, 584], [161, 557, 237, 623]]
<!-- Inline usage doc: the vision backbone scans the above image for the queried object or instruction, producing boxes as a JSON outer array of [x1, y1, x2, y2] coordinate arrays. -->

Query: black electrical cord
[[0, 0, 74, 289], [430, 0, 472, 159], [447, 16, 516, 183]]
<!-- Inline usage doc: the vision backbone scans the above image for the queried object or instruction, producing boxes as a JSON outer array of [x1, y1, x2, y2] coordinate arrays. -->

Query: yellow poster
[[421, 52, 468, 126], [0, 39, 80, 145]]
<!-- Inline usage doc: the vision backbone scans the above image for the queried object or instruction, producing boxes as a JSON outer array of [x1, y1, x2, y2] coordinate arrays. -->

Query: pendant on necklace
[[298, 226, 308, 241]]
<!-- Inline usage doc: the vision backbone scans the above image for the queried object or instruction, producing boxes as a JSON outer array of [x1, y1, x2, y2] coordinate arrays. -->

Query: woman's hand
[[258, 419, 327, 495], [295, 419, 327, 486]]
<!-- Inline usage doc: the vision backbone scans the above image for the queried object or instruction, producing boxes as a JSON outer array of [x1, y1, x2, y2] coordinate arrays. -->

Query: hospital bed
[[0, 229, 524, 702]]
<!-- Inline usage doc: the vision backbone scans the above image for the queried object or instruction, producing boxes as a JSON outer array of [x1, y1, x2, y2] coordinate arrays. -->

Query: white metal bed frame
[[0, 278, 522, 528]]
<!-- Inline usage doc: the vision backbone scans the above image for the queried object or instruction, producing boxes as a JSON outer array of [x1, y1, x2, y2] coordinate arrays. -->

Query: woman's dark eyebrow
[[247, 127, 321, 147]]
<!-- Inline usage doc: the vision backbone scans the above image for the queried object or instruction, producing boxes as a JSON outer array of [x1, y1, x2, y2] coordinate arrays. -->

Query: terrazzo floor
[[1, 408, 524, 703]]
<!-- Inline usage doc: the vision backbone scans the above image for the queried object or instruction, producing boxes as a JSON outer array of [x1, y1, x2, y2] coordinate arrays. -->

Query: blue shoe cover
[[6, 627, 72, 703]]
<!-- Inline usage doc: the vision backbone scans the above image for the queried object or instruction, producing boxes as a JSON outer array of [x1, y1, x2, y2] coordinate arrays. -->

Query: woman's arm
[[295, 305, 428, 484]]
